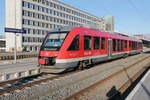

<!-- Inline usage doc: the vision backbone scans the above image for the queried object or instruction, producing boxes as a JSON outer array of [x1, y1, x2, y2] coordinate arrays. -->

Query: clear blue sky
[[0, 0, 5, 35], [60, 0, 150, 35], [0, 0, 150, 36]]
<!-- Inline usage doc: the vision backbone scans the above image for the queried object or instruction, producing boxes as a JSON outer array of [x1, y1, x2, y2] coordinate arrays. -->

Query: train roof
[[73, 27, 141, 42], [50, 26, 142, 42], [52, 26, 78, 32]]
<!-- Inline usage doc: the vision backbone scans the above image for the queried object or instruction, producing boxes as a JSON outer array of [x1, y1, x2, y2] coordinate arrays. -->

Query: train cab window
[[68, 35, 79, 51], [113, 39, 117, 51], [94, 37, 100, 50], [101, 38, 105, 49], [84, 36, 92, 50]]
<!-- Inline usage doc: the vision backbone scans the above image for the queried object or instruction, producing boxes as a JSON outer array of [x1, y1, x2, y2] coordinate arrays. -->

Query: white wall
[[5, 0, 23, 52]]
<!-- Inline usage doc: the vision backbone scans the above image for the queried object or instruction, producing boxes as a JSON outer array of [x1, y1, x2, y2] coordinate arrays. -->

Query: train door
[[108, 39, 112, 57]]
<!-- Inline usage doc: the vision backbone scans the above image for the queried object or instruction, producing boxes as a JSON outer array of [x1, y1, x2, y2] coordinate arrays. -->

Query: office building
[[104, 16, 114, 32], [6, 0, 114, 52]]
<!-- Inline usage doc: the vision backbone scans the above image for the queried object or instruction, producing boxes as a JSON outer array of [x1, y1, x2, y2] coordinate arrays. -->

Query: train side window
[[140, 43, 142, 48], [129, 41, 131, 48], [68, 35, 79, 51], [113, 39, 117, 51], [134, 42, 136, 49], [121, 40, 124, 51], [125, 40, 127, 48], [132, 41, 134, 50], [101, 38, 105, 49], [94, 37, 100, 50], [84, 36, 92, 50], [139, 42, 142, 48], [135, 42, 136, 49], [136, 42, 138, 49], [117, 40, 121, 51]]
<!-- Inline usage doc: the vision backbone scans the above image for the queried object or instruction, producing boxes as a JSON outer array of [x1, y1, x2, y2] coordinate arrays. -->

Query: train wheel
[[78, 61, 86, 70], [90, 59, 94, 67]]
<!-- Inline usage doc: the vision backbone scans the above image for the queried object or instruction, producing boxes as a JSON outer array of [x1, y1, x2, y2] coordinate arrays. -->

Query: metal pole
[[14, 33, 17, 63], [14, 0, 17, 63]]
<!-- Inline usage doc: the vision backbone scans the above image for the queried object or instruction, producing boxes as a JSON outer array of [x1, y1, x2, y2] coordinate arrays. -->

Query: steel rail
[[65, 55, 150, 100]]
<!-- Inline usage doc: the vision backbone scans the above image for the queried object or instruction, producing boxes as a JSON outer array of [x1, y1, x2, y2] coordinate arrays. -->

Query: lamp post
[[14, 0, 17, 63], [14, 33, 17, 63]]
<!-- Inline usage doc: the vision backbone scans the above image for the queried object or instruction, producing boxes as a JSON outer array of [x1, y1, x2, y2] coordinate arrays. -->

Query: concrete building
[[5, 0, 114, 52], [104, 16, 114, 32]]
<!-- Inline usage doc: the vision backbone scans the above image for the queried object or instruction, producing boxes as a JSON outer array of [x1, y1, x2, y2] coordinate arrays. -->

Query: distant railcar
[[38, 26, 143, 71]]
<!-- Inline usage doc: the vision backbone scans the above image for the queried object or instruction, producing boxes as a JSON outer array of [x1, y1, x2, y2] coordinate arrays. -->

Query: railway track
[[0, 68, 83, 95], [65, 55, 150, 100], [0, 53, 149, 99], [0, 61, 113, 96], [0, 54, 124, 95], [0, 73, 49, 94], [0, 56, 127, 95]]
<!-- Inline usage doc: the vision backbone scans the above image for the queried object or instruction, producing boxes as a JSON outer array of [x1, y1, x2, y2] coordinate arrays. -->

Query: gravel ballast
[[0, 53, 149, 100]]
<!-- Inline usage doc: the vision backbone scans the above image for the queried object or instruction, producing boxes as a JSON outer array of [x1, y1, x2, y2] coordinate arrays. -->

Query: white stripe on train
[[56, 50, 141, 63]]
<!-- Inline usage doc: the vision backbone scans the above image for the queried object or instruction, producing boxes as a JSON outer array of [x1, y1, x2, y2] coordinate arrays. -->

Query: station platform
[[126, 69, 150, 100], [0, 61, 40, 82]]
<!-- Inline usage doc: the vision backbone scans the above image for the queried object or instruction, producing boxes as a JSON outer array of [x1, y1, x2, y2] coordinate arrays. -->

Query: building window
[[23, 1, 28, 8], [49, 9, 52, 14], [50, 2, 53, 7], [94, 37, 100, 49], [22, 36, 25, 42], [28, 2, 33, 8], [38, 6, 42, 11], [0, 41, 5, 48], [33, 12, 35, 18], [42, 7, 45, 12], [46, 1, 49, 6], [42, 0, 46, 5], [22, 1, 25, 7], [42, 15, 45, 20], [84, 36, 92, 50]]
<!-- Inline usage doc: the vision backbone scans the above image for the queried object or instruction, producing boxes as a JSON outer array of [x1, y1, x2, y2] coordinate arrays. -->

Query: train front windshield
[[41, 31, 69, 51]]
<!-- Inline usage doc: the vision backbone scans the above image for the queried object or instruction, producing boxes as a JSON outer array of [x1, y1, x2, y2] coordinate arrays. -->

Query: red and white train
[[38, 26, 143, 71]]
